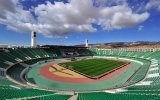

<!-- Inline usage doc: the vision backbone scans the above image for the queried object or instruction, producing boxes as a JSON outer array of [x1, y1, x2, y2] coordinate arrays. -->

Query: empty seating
[[7, 64, 26, 83], [0, 88, 54, 99], [77, 92, 160, 100], [1, 47, 160, 99], [39, 94, 72, 100]]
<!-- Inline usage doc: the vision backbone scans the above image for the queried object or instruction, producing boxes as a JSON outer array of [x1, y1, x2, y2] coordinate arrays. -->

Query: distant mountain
[[75, 41, 160, 49]]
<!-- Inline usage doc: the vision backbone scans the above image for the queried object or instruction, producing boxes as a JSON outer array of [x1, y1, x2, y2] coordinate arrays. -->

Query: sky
[[0, 0, 160, 46]]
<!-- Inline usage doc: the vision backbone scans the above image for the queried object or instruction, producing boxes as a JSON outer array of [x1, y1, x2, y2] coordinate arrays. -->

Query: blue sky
[[0, 0, 160, 46]]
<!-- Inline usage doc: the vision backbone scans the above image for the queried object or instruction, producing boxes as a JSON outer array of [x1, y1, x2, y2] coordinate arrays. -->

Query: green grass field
[[60, 58, 127, 77]]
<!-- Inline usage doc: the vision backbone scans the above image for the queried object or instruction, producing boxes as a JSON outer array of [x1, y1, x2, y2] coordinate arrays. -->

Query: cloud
[[145, 0, 160, 11], [0, 0, 150, 38], [97, 6, 150, 30], [33, 1, 97, 37], [138, 25, 144, 31], [93, 0, 127, 7], [0, 0, 16, 18], [0, 0, 35, 33], [111, 12, 149, 29]]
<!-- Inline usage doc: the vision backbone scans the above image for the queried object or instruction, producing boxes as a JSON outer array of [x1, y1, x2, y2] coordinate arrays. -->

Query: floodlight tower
[[31, 31, 36, 48], [85, 39, 88, 47]]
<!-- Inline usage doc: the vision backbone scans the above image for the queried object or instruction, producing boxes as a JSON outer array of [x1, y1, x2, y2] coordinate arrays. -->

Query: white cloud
[[111, 12, 149, 29], [138, 25, 144, 31], [0, 0, 150, 38], [97, 6, 150, 30], [145, 0, 160, 11], [93, 0, 127, 7], [0, 0, 35, 33], [0, 0, 16, 18]]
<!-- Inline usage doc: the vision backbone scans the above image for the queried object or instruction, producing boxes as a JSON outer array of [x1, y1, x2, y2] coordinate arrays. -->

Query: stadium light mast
[[31, 31, 36, 48], [85, 39, 88, 47]]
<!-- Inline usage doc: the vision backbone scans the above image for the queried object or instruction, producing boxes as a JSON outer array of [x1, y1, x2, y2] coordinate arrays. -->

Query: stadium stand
[[77, 92, 160, 100], [39, 94, 72, 100], [0, 46, 160, 99]]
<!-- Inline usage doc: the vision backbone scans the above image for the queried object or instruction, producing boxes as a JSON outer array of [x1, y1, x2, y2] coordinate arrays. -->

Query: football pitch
[[60, 58, 127, 78]]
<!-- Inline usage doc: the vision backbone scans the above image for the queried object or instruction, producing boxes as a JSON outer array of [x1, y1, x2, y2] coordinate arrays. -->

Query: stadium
[[0, 0, 160, 100], [1, 42, 160, 99]]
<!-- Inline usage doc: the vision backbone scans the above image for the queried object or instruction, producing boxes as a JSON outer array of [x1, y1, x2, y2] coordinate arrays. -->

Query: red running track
[[39, 61, 133, 84]]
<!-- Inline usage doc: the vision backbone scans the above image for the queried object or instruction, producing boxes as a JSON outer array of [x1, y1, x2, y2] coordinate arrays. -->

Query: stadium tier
[[0, 47, 160, 100]]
